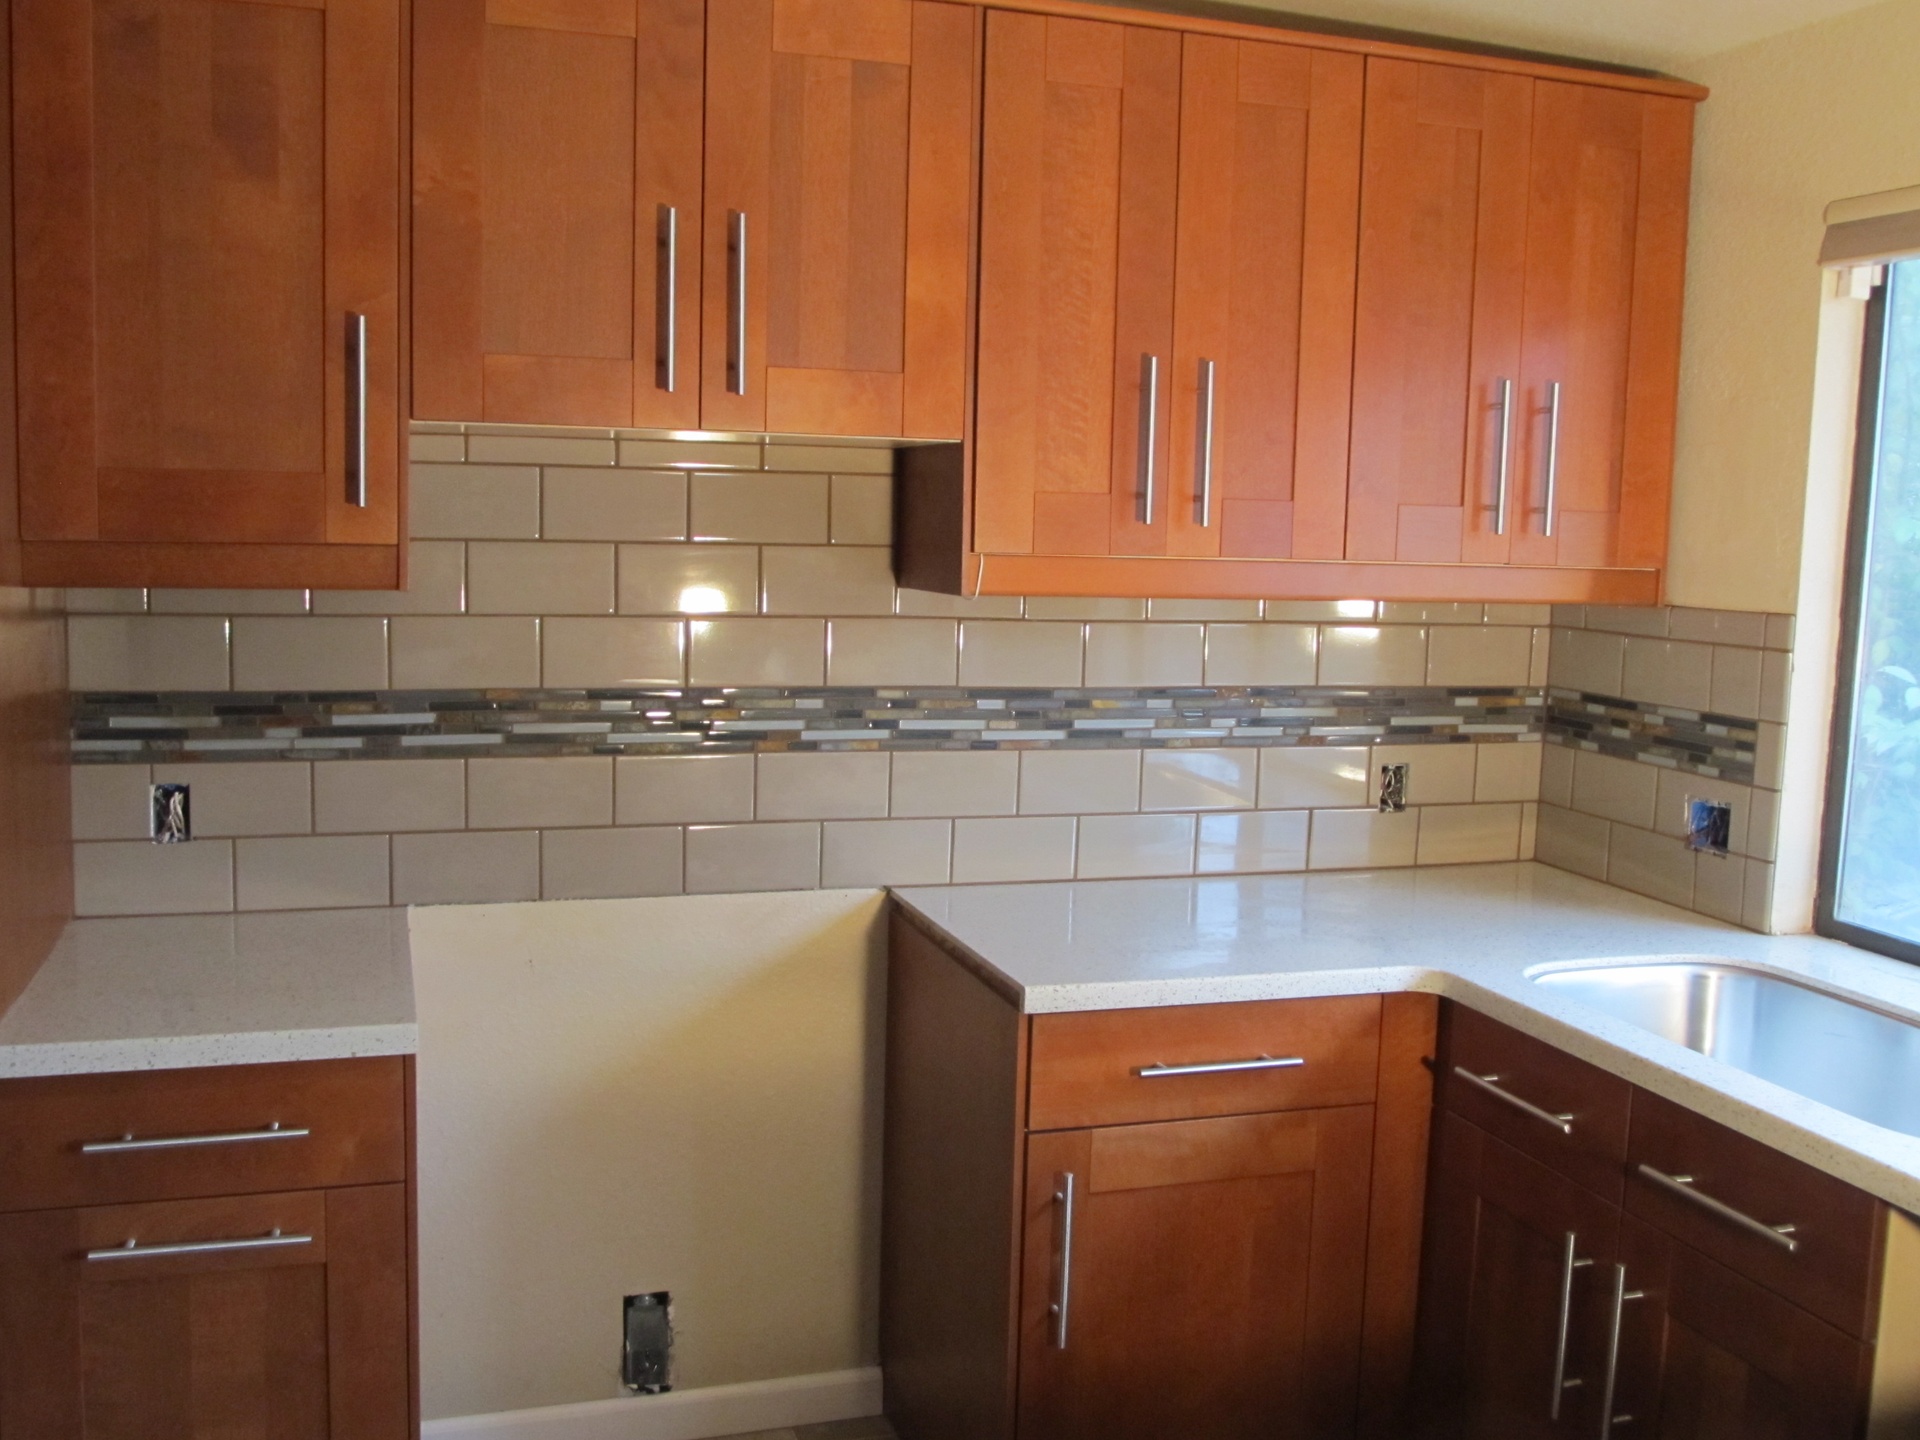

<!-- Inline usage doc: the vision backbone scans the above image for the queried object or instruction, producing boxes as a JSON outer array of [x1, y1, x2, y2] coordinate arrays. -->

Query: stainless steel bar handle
[[346, 312, 368, 508], [1049, 1171, 1076, 1350], [656, 204, 678, 394], [1137, 353, 1160, 525], [1543, 380, 1563, 537], [1195, 357, 1216, 527], [1493, 376, 1514, 536], [82, 1121, 309, 1154], [1550, 1230, 1594, 1420], [1135, 1055, 1304, 1079], [727, 210, 748, 397], [1453, 1067, 1575, 1135], [1597, 1262, 1644, 1437], [1635, 1164, 1799, 1252], [87, 1228, 314, 1263]]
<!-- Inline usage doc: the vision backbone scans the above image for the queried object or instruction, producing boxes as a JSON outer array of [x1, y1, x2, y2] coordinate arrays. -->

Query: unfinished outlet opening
[[622, 1291, 673, 1394], [1378, 763, 1409, 814], [1686, 798, 1734, 856]]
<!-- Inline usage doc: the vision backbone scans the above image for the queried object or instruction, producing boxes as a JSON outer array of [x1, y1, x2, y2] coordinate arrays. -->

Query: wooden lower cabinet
[[1017, 1108, 1374, 1440]]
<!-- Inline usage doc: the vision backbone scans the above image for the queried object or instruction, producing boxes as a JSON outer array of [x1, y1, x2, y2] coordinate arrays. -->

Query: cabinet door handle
[[1543, 380, 1563, 537], [656, 204, 678, 394], [1049, 1171, 1076, 1350], [1452, 1067, 1574, 1134], [1135, 1055, 1304, 1079], [346, 312, 368, 508], [726, 210, 748, 396], [1597, 1261, 1645, 1437], [1195, 357, 1216, 527], [1137, 353, 1160, 525], [1634, 1164, 1799, 1252], [81, 1121, 310, 1154], [1550, 1230, 1594, 1420], [87, 1228, 314, 1262], [1493, 376, 1514, 536]]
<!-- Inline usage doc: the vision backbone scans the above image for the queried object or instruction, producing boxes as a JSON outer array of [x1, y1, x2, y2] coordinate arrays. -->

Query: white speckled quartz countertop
[[0, 908, 417, 1079], [892, 862, 1920, 1215]]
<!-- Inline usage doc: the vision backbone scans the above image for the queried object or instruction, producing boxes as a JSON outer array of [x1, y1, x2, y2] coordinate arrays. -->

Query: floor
[[718, 1420, 895, 1440]]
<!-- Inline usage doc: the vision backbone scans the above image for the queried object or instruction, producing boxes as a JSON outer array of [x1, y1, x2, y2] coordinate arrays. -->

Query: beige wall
[[1668, 0, 1920, 612], [410, 889, 887, 1421]]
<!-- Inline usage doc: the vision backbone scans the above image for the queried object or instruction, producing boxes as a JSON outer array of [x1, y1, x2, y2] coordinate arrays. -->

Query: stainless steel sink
[[1531, 960, 1920, 1139]]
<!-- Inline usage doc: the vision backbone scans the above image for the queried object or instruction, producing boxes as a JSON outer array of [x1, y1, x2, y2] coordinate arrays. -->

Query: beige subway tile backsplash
[[1621, 638, 1713, 712], [685, 822, 821, 894], [1417, 803, 1523, 865], [821, 819, 952, 887], [467, 756, 612, 830], [75, 840, 234, 917], [152, 761, 311, 838], [231, 617, 388, 691], [1141, 749, 1257, 812], [540, 827, 685, 900], [1085, 623, 1204, 687], [616, 754, 756, 826], [829, 474, 893, 545], [1259, 746, 1370, 810], [151, 588, 308, 615], [958, 621, 1083, 687], [826, 619, 958, 686], [540, 618, 685, 687], [236, 835, 389, 911], [1428, 625, 1532, 686], [1473, 742, 1543, 804], [391, 616, 541, 689], [757, 751, 890, 822], [1317, 625, 1426, 685], [1376, 742, 1476, 806], [543, 468, 688, 542], [1308, 809, 1417, 871], [951, 816, 1077, 883], [1203, 624, 1315, 686], [71, 765, 152, 841], [410, 463, 541, 539], [691, 472, 829, 543], [467, 542, 616, 615], [1196, 811, 1309, 875], [466, 432, 615, 467], [760, 545, 895, 616], [619, 438, 759, 470], [70, 616, 230, 691], [393, 829, 541, 905], [890, 751, 1019, 818], [687, 617, 825, 686], [315, 759, 466, 834], [762, 443, 894, 474], [618, 544, 758, 615], [1076, 813, 1196, 879], [1020, 749, 1141, 816]]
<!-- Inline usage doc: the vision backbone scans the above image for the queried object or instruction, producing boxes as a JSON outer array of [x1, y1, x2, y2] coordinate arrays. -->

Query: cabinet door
[[1511, 82, 1692, 570], [1018, 1106, 1373, 1440], [1412, 1111, 1620, 1440], [703, 0, 976, 438], [412, 0, 704, 429], [1166, 35, 1361, 561], [0, 1186, 410, 1438], [13, 0, 401, 584], [1611, 1215, 1872, 1440], [1347, 60, 1531, 564], [973, 12, 1180, 557]]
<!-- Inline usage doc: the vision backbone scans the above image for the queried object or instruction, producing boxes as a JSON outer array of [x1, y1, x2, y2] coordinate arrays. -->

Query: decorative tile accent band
[[72, 685, 1544, 763], [1543, 687, 1758, 784]]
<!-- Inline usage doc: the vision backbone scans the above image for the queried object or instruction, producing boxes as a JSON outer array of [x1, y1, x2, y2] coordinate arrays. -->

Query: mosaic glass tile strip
[[72, 686, 1545, 763], [1543, 687, 1759, 785]]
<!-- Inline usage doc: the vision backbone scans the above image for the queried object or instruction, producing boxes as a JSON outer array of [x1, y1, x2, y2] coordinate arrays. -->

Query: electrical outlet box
[[622, 1292, 672, 1394], [150, 783, 191, 844], [1378, 763, 1409, 814], [1685, 797, 1733, 856]]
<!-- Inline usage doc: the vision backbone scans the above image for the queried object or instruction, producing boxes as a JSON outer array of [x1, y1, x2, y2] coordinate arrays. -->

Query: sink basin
[[1531, 960, 1920, 1139]]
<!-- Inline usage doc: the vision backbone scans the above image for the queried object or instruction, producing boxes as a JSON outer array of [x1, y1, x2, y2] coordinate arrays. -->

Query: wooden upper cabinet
[[701, 0, 977, 439], [412, 0, 705, 430], [1167, 37, 1361, 563], [1348, 63, 1693, 573], [12, 0, 403, 589]]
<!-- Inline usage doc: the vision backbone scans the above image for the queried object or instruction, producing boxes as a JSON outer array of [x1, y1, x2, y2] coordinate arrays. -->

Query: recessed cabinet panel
[[13, 0, 402, 583], [702, 0, 976, 438], [1168, 36, 1361, 562], [412, 0, 705, 429]]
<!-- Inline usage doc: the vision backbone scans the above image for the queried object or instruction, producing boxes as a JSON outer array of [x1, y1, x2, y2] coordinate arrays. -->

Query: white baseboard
[[421, 1368, 884, 1440]]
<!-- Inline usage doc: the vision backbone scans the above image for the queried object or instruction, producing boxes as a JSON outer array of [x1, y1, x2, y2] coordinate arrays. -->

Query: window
[[1821, 259, 1920, 962]]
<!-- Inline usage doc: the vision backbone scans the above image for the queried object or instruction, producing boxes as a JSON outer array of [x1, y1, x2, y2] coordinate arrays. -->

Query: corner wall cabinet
[[411, 0, 978, 440], [0, 1057, 416, 1437], [10, 0, 405, 590]]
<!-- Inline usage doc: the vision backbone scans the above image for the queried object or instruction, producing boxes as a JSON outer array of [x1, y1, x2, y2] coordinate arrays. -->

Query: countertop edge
[[0, 1021, 421, 1081]]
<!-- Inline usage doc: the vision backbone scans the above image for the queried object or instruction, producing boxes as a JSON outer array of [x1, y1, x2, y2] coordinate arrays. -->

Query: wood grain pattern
[[1027, 994, 1381, 1130], [12, 0, 401, 584], [965, 551, 1664, 602], [1626, 1088, 1886, 1339], [1614, 1213, 1874, 1440], [1018, 1106, 1375, 1439], [0, 586, 70, 1020], [1348, 59, 1531, 565], [0, 1057, 408, 1212], [1440, 1001, 1633, 1202], [1358, 992, 1439, 1438], [880, 909, 1025, 1440]]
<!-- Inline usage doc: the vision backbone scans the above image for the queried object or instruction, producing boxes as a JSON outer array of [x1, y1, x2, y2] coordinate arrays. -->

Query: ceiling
[[1218, 0, 1893, 70]]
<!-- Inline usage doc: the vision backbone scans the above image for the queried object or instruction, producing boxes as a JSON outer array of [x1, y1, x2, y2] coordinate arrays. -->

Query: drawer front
[[0, 1057, 406, 1212], [1027, 996, 1381, 1131], [1626, 1088, 1884, 1338], [1441, 1004, 1632, 1201]]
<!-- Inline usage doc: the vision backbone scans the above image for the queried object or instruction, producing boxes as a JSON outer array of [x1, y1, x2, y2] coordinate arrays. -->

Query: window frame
[[1816, 270, 1920, 964]]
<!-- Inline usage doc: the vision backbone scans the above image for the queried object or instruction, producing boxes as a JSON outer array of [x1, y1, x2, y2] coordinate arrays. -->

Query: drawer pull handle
[[80, 1121, 310, 1154], [1598, 1261, 1646, 1438], [1050, 1171, 1076, 1350], [1635, 1164, 1799, 1252], [1454, 1067, 1574, 1134], [1135, 1055, 1305, 1079], [1550, 1230, 1593, 1420], [87, 1228, 314, 1262]]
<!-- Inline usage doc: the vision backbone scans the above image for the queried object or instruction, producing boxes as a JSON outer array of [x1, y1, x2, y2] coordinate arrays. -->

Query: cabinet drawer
[[0, 1058, 407, 1212], [1626, 1089, 1884, 1338], [1026, 996, 1381, 1131], [1440, 1003, 1632, 1201]]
